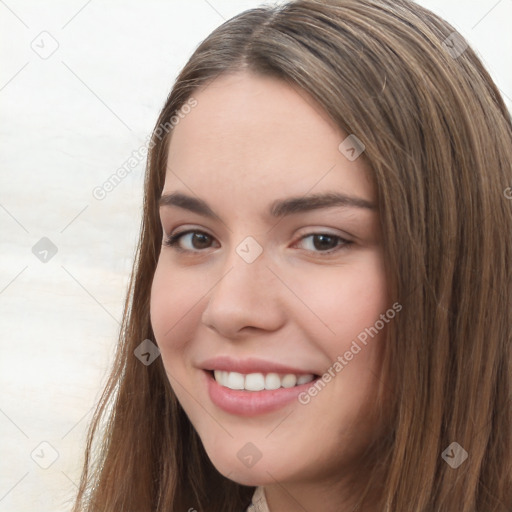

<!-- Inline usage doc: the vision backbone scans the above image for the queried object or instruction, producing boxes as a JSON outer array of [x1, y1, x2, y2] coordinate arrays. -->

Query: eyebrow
[[158, 191, 375, 220]]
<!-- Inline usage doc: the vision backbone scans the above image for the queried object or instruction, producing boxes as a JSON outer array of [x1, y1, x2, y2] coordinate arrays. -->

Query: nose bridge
[[216, 234, 270, 302], [201, 234, 285, 335]]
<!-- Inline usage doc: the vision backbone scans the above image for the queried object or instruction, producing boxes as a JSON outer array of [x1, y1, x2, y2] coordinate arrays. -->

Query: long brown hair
[[72, 1, 512, 510]]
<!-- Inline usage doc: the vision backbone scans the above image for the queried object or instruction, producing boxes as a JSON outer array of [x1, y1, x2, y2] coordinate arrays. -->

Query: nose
[[200, 249, 286, 338]]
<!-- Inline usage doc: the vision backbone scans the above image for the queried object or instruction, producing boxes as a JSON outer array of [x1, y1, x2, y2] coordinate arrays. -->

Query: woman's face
[[150, 71, 390, 488]]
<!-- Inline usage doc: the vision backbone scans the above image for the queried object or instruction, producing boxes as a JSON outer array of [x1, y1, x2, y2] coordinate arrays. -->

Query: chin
[[203, 445, 286, 486], [215, 464, 276, 487]]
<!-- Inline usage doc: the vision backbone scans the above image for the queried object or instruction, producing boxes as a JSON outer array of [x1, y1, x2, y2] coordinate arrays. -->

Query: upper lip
[[199, 356, 318, 375]]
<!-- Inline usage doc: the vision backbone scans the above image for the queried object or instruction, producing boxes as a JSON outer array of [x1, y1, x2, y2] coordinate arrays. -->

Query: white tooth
[[264, 372, 281, 390], [281, 374, 297, 388], [245, 372, 265, 391], [297, 374, 315, 385], [215, 370, 315, 390], [226, 371, 245, 390]]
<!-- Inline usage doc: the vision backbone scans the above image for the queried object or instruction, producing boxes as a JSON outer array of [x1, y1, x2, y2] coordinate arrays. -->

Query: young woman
[[72, 1, 512, 510]]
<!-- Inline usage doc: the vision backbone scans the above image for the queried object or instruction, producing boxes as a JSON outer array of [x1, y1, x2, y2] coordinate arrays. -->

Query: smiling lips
[[200, 356, 321, 416]]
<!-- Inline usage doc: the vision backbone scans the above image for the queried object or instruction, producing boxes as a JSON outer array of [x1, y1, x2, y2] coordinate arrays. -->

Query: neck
[[262, 464, 385, 512]]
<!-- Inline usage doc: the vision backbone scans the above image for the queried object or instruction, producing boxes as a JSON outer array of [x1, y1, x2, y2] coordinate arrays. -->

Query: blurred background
[[0, 0, 510, 510]]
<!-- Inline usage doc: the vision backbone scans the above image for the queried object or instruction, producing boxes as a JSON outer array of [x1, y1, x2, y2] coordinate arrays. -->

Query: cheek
[[290, 254, 388, 346], [149, 263, 205, 417], [149, 262, 204, 355]]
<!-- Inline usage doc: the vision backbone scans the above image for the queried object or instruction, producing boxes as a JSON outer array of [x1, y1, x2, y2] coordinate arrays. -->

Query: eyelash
[[163, 229, 353, 256]]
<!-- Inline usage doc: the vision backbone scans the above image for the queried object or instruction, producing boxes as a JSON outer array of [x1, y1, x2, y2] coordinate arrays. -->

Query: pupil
[[314, 234, 337, 251], [193, 233, 210, 249]]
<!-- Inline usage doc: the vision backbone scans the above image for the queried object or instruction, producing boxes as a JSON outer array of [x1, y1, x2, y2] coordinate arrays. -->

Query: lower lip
[[204, 370, 319, 417]]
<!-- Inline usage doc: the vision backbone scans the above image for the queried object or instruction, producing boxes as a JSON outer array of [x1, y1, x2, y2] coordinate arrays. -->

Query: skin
[[150, 71, 389, 511]]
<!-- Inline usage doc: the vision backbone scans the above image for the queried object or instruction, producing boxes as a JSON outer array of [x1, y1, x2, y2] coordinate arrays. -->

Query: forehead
[[164, 71, 374, 205]]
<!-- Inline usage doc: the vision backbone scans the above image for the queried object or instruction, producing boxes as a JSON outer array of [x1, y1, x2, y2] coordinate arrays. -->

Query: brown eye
[[164, 230, 215, 251], [296, 233, 352, 254]]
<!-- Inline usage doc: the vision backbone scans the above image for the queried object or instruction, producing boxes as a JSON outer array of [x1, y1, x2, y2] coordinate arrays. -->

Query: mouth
[[203, 369, 322, 416], [208, 369, 319, 391]]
